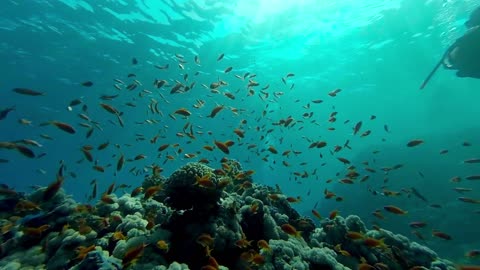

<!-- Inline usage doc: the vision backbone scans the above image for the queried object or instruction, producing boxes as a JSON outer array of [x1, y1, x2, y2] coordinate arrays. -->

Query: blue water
[[1, 0, 479, 264]]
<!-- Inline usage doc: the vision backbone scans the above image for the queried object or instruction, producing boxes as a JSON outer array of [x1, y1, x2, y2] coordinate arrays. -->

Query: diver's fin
[[419, 58, 443, 90]]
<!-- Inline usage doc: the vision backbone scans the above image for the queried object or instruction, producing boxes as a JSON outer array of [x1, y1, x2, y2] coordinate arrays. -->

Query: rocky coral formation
[[163, 162, 223, 212], [0, 161, 458, 270]]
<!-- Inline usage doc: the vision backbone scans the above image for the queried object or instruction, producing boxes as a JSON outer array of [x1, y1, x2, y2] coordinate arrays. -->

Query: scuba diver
[[420, 6, 480, 89]]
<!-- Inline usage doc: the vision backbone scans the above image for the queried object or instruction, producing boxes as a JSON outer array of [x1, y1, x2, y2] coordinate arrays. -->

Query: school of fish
[[1, 51, 480, 269]]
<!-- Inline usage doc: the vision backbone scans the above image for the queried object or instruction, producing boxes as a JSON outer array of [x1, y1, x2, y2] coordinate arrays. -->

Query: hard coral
[[164, 162, 222, 212]]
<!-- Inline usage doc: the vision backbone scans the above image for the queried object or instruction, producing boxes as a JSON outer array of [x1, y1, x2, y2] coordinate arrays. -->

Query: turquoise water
[[1, 0, 479, 264]]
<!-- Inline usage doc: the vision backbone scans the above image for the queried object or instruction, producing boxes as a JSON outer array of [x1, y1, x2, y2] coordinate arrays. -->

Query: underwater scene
[[1, 0, 480, 269]]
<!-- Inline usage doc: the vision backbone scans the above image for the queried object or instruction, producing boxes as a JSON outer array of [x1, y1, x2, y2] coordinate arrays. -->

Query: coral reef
[[0, 161, 458, 270]]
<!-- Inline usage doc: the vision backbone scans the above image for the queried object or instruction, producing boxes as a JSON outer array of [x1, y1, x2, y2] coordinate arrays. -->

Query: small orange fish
[[407, 139, 424, 147], [250, 202, 259, 214], [122, 243, 147, 268], [158, 144, 169, 152], [409, 221, 427, 228], [353, 121, 362, 135], [49, 121, 76, 134], [235, 234, 253, 249], [134, 154, 146, 160], [205, 257, 220, 270], [15, 199, 41, 212], [329, 210, 339, 219], [328, 88, 341, 97], [156, 240, 169, 252], [203, 145, 214, 151], [363, 237, 387, 248], [251, 253, 266, 265], [286, 196, 301, 203], [268, 194, 280, 200], [195, 158, 208, 164], [174, 108, 192, 117], [12, 87, 45, 96], [22, 224, 50, 237], [43, 174, 64, 201], [75, 245, 96, 260], [93, 165, 105, 172], [14, 144, 35, 158], [384, 205, 408, 215], [336, 247, 351, 257], [360, 130, 371, 137], [466, 250, 480, 258], [214, 140, 229, 154], [339, 179, 354, 184], [458, 197, 480, 204], [98, 142, 109, 150], [184, 153, 197, 159], [112, 231, 126, 241], [311, 209, 322, 220], [106, 182, 115, 195], [432, 230, 452, 240], [208, 105, 224, 118], [78, 223, 93, 235], [221, 162, 231, 171], [238, 181, 252, 190], [194, 175, 215, 188], [324, 190, 336, 199], [81, 148, 93, 162], [240, 250, 255, 262], [281, 224, 301, 238], [146, 217, 155, 230], [244, 170, 255, 176], [196, 233, 215, 247], [131, 187, 143, 197], [213, 176, 228, 187], [233, 129, 245, 138], [345, 231, 364, 240], [214, 169, 226, 176], [100, 103, 119, 114], [101, 194, 115, 204], [257, 240, 271, 251], [144, 185, 162, 199], [268, 146, 278, 154]]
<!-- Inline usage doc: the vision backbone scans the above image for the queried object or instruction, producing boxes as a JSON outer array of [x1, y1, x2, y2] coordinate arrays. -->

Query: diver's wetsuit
[[466, 6, 480, 28], [420, 6, 480, 89], [444, 26, 480, 78]]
